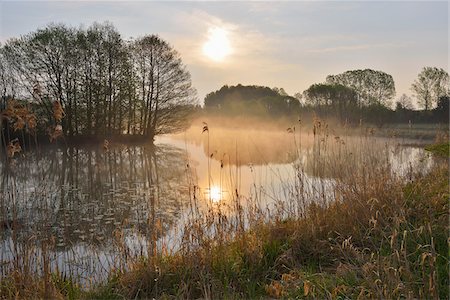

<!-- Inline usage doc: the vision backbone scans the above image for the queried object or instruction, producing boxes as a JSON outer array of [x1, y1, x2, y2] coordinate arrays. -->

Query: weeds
[[425, 143, 449, 157]]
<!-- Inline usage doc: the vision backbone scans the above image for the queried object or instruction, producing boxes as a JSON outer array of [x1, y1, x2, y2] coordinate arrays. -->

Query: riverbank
[[425, 142, 450, 157], [1, 117, 445, 156], [89, 159, 448, 299]]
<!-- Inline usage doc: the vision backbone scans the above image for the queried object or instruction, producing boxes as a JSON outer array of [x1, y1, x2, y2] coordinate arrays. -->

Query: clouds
[[307, 42, 408, 54], [0, 1, 448, 104]]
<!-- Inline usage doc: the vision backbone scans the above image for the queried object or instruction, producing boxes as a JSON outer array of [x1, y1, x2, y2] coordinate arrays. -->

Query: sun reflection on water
[[208, 186, 222, 202]]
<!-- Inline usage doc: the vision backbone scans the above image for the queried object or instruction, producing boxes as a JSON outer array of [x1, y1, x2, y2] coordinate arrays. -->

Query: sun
[[209, 186, 222, 202], [202, 27, 232, 62]]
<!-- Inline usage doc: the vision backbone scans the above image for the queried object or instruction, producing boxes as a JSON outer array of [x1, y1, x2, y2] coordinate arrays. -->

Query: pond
[[0, 126, 435, 285]]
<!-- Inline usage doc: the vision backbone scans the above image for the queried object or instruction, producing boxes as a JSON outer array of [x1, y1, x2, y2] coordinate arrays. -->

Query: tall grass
[[88, 121, 447, 299]]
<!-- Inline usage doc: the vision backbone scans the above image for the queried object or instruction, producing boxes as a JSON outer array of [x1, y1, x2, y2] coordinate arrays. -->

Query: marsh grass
[[85, 162, 448, 299]]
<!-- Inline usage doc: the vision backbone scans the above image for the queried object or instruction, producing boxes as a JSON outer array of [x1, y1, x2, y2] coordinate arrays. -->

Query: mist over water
[[0, 122, 435, 283]]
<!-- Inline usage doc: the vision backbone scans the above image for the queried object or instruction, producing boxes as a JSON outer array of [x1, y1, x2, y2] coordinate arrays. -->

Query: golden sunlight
[[202, 27, 231, 62], [209, 186, 222, 202]]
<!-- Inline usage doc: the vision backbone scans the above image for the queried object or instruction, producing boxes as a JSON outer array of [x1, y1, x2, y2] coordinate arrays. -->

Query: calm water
[[0, 128, 435, 283]]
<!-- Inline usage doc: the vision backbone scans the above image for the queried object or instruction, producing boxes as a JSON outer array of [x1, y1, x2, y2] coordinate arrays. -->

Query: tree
[[395, 94, 414, 110], [273, 87, 288, 96], [0, 48, 18, 101], [434, 96, 449, 123], [411, 67, 449, 111], [293, 92, 303, 105], [3, 23, 131, 137], [204, 84, 299, 116], [1, 23, 197, 142], [326, 69, 396, 107], [304, 83, 358, 121], [131, 35, 197, 140], [3, 24, 77, 134]]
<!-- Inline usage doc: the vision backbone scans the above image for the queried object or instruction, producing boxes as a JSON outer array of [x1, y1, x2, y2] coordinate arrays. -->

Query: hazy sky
[[0, 1, 448, 106]]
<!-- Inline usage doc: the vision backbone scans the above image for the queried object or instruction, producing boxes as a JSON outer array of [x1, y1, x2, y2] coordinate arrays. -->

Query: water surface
[[0, 128, 434, 283]]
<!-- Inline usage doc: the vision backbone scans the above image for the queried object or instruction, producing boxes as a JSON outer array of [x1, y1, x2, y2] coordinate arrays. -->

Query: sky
[[0, 1, 448, 107]]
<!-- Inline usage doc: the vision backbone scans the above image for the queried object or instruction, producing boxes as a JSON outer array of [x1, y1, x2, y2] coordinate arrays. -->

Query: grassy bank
[[425, 142, 450, 157], [82, 157, 447, 299]]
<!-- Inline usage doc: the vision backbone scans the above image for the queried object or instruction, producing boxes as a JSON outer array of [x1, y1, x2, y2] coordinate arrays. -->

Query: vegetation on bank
[[90, 162, 449, 299], [204, 83, 449, 127], [425, 142, 450, 157]]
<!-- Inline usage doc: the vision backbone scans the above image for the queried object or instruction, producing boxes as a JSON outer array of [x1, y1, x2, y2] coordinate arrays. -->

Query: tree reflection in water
[[0, 143, 189, 280]]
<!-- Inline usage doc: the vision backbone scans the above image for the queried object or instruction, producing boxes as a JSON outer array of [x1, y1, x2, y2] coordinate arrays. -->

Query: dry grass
[[0, 271, 81, 300], [87, 159, 447, 299], [121, 166, 445, 298], [85, 122, 448, 299]]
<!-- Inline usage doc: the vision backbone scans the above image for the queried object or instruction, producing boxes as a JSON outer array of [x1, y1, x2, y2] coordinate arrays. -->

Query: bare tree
[[131, 35, 197, 140], [1, 23, 197, 141], [0, 48, 18, 102]]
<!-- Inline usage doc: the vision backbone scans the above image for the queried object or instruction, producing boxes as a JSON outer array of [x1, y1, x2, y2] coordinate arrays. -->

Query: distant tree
[[326, 69, 396, 107], [294, 92, 303, 104], [395, 94, 414, 110], [204, 84, 299, 116], [272, 87, 280, 95], [364, 103, 395, 127], [436, 96, 449, 111], [304, 83, 358, 121], [411, 67, 449, 111], [434, 96, 449, 123], [273, 87, 288, 96]]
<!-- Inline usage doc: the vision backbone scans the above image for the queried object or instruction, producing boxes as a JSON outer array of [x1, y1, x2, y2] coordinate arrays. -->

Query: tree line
[[1, 21, 448, 147], [0, 22, 197, 144], [205, 67, 449, 125], [303, 67, 449, 124]]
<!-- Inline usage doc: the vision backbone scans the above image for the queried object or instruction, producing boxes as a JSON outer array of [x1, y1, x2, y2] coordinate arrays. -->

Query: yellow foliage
[[303, 280, 312, 296], [53, 100, 65, 122], [48, 125, 63, 142], [1, 100, 37, 132], [103, 139, 110, 152], [265, 281, 284, 298], [6, 139, 21, 158]]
